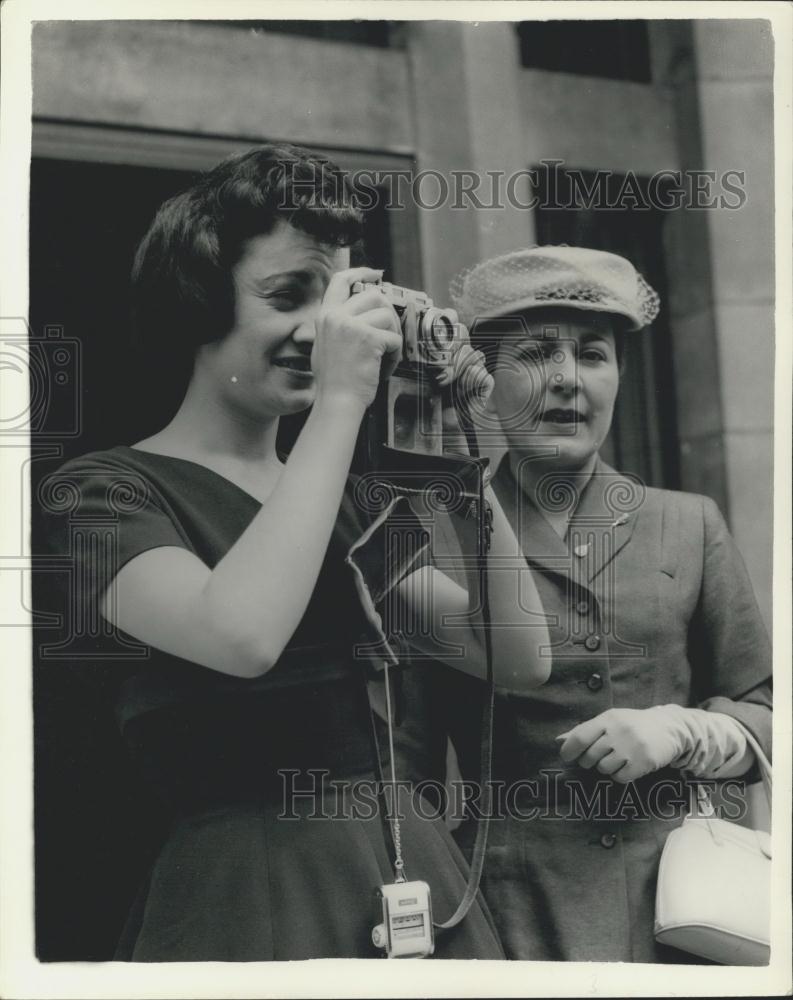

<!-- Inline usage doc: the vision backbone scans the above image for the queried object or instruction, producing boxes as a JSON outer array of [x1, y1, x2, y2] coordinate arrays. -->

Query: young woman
[[399, 245, 772, 962], [43, 146, 550, 961]]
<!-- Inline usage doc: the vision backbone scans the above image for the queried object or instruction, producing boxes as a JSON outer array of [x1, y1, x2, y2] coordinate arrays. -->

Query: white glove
[[557, 705, 749, 783], [667, 707, 750, 777]]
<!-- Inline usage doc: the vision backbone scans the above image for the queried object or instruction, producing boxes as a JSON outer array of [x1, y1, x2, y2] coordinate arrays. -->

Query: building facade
[[31, 17, 774, 621]]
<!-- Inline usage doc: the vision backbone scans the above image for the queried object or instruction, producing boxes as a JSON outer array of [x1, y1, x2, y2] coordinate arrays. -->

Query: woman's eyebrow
[[255, 269, 314, 288], [253, 267, 335, 293]]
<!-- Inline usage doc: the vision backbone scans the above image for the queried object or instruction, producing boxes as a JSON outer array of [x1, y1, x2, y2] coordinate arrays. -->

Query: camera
[[351, 280, 467, 368], [371, 879, 435, 958], [351, 280, 469, 458]]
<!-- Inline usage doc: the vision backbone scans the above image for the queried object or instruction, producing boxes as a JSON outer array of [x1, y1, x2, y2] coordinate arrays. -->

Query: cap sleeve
[[339, 474, 431, 608], [41, 453, 193, 610]]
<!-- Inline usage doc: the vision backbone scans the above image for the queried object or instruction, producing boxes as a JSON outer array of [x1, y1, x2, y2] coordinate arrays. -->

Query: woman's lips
[[273, 356, 313, 378], [541, 407, 585, 424]]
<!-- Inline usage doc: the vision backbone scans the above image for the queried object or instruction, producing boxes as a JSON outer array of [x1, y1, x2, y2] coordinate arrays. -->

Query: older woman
[[42, 147, 551, 961], [399, 246, 772, 963]]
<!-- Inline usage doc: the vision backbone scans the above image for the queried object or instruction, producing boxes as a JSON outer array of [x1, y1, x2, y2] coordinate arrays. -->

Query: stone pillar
[[651, 19, 773, 627], [693, 19, 774, 630], [405, 21, 535, 304]]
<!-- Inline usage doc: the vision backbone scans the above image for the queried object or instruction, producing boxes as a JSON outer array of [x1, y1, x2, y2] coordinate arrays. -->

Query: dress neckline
[[117, 444, 267, 506]]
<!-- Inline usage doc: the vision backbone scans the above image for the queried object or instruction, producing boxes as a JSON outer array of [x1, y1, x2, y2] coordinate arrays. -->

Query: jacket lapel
[[492, 456, 573, 577], [568, 458, 642, 583], [492, 455, 643, 584]]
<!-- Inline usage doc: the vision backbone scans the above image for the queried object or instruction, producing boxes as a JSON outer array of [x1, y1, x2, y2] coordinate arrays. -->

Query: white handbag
[[654, 723, 772, 965]]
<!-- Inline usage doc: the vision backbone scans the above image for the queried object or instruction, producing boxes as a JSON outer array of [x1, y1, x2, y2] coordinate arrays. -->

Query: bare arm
[[102, 268, 402, 678], [390, 347, 550, 692], [395, 487, 551, 693]]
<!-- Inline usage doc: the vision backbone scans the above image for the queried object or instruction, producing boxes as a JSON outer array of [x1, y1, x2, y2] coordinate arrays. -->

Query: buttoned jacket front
[[397, 456, 772, 962]]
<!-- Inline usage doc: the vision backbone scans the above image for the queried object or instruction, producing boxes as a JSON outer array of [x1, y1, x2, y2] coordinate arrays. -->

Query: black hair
[[131, 144, 363, 358]]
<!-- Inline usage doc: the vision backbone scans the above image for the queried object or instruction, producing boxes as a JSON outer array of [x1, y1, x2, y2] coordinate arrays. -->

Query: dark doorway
[[30, 158, 201, 960]]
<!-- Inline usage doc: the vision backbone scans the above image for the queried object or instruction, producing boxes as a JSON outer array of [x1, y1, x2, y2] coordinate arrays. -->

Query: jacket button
[[586, 672, 603, 692], [600, 832, 617, 849], [575, 600, 590, 615], [584, 634, 601, 651]]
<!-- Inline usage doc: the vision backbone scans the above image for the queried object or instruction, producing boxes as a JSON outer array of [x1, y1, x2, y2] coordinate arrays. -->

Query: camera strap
[[359, 442, 495, 932], [434, 441, 494, 932], [364, 661, 408, 882]]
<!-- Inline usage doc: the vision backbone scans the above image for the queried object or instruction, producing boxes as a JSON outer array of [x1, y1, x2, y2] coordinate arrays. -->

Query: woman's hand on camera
[[435, 342, 493, 453], [435, 342, 493, 399], [312, 268, 402, 411]]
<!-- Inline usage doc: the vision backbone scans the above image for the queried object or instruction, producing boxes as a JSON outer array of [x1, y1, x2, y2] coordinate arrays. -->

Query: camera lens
[[430, 315, 454, 351], [419, 308, 457, 363]]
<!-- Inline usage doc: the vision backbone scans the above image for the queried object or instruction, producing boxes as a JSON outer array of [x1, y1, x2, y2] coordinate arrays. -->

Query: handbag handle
[[690, 720, 772, 818], [733, 720, 772, 813]]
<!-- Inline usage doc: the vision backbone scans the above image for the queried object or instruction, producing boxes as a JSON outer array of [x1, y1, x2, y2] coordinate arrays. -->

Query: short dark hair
[[131, 144, 363, 356]]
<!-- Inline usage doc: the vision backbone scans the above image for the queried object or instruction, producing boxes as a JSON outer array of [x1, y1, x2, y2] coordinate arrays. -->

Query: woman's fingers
[[612, 760, 641, 784], [575, 733, 614, 770], [324, 281, 402, 338], [558, 718, 608, 763], [461, 356, 494, 399], [312, 289, 402, 408], [368, 326, 404, 359], [595, 749, 630, 776], [435, 342, 474, 380], [558, 708, 681, 782], [323, 267, 384, 307], [436, 345, 493, 402], [343, 288, 391, 316], [374, 326, 404, 380], [355, 304, 402, 337]]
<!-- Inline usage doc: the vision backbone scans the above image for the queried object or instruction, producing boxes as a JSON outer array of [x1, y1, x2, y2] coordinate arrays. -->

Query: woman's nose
[[547, 346, 580, 393], [291, 311, 317, 347]]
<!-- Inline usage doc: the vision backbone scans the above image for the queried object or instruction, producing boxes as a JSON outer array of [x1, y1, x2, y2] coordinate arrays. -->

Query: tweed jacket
[[396, 455, 772, 962]]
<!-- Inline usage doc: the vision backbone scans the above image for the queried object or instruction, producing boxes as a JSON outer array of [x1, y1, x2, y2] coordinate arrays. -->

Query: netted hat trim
[[635, 274, 662, 326], [449, 245, 660, 332]]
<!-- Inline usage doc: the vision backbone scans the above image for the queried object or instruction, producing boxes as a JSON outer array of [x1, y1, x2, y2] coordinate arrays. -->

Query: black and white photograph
[[1, 2, 790, 997]]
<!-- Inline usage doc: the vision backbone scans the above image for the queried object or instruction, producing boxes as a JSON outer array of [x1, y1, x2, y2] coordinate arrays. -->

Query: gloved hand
[[557, 706, 750, 783]]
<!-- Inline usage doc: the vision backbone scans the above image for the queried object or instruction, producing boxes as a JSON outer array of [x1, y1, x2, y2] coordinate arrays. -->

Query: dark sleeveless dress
[[43, 445, 503, 961]]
